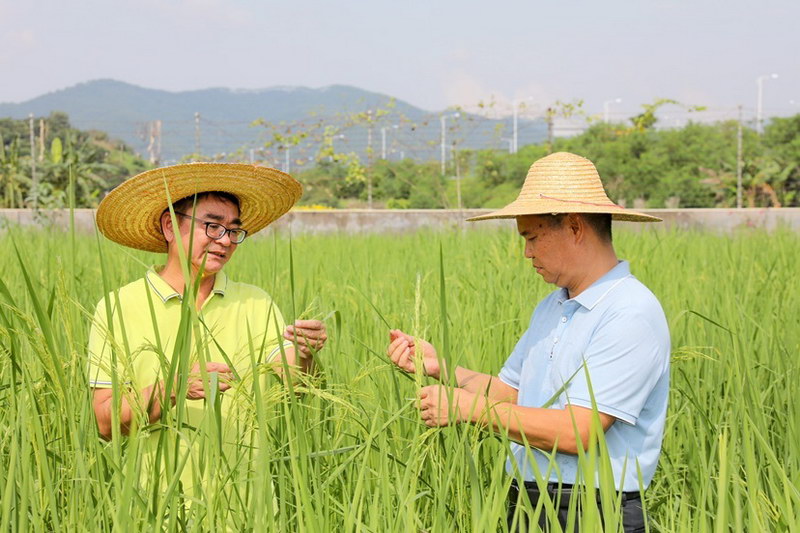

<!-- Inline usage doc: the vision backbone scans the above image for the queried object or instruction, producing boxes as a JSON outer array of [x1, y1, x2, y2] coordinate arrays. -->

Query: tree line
[[296, 113, 800, 209], [1, 110, 797, 209], [0, 112, 147, 209]]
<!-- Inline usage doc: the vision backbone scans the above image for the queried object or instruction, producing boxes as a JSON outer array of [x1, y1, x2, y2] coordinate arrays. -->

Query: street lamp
[[440, 112, 460, 175], [330, 134, 345, 162], [381, 124, 399, 160], [603, 98, 622, 123], [756, 73, 778, 134], [512, 97, 534, 153]]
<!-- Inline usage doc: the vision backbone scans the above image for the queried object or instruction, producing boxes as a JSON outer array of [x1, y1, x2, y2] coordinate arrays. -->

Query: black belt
[[513, 479, 642, 503]]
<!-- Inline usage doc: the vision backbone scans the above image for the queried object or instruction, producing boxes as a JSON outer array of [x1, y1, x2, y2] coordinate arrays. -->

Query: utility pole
[[155, 120, 162, 164], [603, 98, 622, 123], [147, 120, 162, 165], [736, 105, 743, 208], [285, 147, 291, 173], [546, 108, 554, 154], [367, 110, 373, 209], [380, 127, 387, 160], [38, 119, 46, 162], [512, 97, 534, 153], [28, 114, 37, 209], [454, 145, 462, 211], [330, 134, 345, 162], [194, 111, 201, 159], [512, 103, 518, 154], [440, 115, 447, 175], [440, 112, 460, 175]]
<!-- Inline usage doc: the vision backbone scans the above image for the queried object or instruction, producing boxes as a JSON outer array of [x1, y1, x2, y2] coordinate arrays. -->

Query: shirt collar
[[146, 267, 228, 303], [560, 260, 632, 311]]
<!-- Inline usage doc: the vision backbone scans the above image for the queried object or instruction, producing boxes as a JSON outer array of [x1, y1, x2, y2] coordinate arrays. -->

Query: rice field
[[0, 223, 798, 531]]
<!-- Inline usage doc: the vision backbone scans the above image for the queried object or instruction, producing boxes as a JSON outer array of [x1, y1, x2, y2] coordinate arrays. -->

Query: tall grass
[[0, 224, 798, 531]]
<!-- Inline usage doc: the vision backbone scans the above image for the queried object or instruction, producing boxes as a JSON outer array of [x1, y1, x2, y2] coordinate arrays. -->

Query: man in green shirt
[[87, 163, 327, 491]]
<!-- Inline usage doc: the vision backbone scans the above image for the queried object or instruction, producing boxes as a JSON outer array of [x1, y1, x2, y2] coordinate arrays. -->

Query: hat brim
[[96, 163, 302, 253], [466, 200, 661, 223]]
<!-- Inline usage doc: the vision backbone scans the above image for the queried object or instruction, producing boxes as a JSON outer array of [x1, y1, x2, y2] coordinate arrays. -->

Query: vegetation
[[2, 110, 799, 210], [0, 112, 148, 208], [0, 225, 797, 531], [294, 114, 800, 209]]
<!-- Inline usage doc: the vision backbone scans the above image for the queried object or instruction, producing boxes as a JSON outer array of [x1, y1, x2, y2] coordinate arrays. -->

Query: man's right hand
[[183, 362, 234, 400], [387, 329, 444, 380]]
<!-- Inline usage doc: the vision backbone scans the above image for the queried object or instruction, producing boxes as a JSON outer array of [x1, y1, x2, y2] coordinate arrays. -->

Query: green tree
[[762, 115, 800, 206], [0, 135, 27, 208]]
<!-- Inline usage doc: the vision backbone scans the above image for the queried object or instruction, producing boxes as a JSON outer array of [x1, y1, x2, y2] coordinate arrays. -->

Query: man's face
[[516, 214, 574, 287], [166, 195, 242, 276]]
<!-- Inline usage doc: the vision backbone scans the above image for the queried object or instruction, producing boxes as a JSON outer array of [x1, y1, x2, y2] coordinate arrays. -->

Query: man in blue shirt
[[387, 152, 669, 532]]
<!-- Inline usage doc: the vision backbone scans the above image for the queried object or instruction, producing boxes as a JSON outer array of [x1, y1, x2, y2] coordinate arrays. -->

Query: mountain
[[0, 79, 546, 163]]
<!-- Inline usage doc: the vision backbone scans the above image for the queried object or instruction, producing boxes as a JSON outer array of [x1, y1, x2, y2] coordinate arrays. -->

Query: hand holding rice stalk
[[386, 332, 444, 380], [386, 276, 445, 382], [285, 297, 331, 359]]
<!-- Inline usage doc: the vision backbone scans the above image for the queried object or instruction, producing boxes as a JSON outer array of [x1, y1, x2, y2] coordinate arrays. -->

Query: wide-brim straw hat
[[96, 162, 302, 253], [467, 152, 660, 223]]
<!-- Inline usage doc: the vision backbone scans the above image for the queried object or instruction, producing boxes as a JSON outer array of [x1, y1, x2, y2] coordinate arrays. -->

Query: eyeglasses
[[174, 212, 248, 244]]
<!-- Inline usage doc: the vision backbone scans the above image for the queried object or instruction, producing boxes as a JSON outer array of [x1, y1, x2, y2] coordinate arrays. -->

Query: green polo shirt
[[87, 267, 291, 493], [88, 267, 290, 391]]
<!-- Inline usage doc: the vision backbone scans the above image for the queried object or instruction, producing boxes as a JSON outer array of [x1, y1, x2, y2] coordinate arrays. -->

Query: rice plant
[[0, 222, 798, 531]]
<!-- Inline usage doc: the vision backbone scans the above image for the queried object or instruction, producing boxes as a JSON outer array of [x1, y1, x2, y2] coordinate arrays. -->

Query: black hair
[[547, 213, 613, 243], [165, 191, 240, 217]]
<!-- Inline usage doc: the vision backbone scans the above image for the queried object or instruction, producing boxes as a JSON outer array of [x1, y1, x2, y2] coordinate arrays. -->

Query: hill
[[0, 80, 545, 163]]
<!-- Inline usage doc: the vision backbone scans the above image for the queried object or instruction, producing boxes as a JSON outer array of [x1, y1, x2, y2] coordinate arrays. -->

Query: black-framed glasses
[[174, 212, 248, 244]]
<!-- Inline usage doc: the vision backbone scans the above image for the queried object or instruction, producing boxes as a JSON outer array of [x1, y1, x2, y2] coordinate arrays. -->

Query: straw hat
[[96, 162, 302, 253], [467, 152, 660, 223]]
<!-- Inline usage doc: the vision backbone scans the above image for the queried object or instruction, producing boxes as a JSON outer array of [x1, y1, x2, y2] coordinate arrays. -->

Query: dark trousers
[[507, 480, 646, 533]]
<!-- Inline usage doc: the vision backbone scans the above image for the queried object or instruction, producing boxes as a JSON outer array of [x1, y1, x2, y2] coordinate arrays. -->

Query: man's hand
[[284, 319, 327, 358], [418, 384, 473, 427], [184, 362, 234, 400], [387, 329, 443, 380]]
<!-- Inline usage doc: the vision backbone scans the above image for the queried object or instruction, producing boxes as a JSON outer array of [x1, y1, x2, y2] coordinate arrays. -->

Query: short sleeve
[[498, 325, 533, 390], [563, 312, 667, 425], [87, 298, 114, 388]]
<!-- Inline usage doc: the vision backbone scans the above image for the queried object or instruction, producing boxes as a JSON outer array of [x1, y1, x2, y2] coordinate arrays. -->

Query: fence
[[2, 208, 799, 236]]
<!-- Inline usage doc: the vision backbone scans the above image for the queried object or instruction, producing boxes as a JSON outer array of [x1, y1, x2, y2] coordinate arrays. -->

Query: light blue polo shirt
[[499, 261, 670, 491]]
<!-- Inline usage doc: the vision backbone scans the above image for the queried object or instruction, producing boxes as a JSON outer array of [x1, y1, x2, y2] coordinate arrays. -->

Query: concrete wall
[[1, 208, 799, 237]]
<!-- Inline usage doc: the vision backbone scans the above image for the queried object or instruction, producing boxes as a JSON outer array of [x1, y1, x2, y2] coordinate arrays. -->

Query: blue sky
[[1, 0, 797, 121]]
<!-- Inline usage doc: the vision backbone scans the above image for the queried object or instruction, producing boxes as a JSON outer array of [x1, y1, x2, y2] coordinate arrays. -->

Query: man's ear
[[566, 213, 584, 242], [161, 212, 175, 244]]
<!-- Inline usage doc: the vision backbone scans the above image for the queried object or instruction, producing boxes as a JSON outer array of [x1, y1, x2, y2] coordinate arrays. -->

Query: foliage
[[629, 99, 706, 132], [0, 112, 149, 208], [287, 109, 800, 209], [3, 108, 798, 210]]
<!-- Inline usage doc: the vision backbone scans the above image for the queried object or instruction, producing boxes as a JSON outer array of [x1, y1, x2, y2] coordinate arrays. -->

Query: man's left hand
[[418, 385, 473, 427], [284, 320, 327, 358]]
